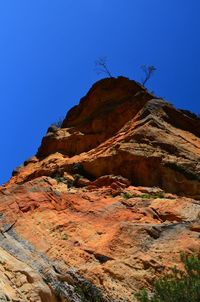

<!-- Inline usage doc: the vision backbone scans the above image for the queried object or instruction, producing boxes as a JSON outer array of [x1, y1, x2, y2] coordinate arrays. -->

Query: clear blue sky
[[0, 0, 200, 184]]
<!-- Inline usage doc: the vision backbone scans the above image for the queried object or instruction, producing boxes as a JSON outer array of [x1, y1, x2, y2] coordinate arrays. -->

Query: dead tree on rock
[[95, 57, 112, 78], [141, 64, 156, 86]]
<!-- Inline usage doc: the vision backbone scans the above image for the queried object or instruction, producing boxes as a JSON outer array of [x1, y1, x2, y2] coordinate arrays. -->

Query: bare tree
[[52, 116, 64, 128], [141, 65, 156, 86], [95, 57, 112, 78]]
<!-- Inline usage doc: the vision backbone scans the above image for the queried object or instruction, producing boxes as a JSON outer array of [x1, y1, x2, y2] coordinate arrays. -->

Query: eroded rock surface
[[1, 77, 200, 301], [10, 77, 200, 198]]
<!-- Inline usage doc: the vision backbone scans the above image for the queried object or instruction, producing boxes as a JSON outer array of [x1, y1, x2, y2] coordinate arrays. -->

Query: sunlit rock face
[[1, 77, 200, 301], [19, 76, 200, 198]]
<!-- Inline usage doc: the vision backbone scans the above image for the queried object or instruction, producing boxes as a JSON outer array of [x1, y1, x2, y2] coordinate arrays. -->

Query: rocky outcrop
[[37, 77, 152, 158], [11, 77, 200, 198], [1, 76, 200, 301]]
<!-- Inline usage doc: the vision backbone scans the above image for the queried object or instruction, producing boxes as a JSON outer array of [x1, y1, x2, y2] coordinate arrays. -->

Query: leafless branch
[[141, 64, 156, 86], [94, 57, 112, 78]]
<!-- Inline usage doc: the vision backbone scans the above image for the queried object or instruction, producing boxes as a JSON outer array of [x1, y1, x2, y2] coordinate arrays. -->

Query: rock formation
[[1, 76, 200, 301]]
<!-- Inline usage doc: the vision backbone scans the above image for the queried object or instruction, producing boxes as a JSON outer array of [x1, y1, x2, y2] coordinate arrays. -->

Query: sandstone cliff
[[1, 77, 200, 301]]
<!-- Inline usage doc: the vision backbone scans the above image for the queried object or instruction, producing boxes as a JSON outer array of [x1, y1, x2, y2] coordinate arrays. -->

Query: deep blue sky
[[0, 0, 200, 184]]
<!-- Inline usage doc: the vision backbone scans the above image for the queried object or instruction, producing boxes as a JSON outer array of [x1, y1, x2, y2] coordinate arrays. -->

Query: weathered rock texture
[[1, 77, 200, 301]]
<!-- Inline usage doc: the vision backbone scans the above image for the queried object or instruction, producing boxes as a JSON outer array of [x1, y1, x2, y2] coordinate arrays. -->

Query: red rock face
[[37, 77, 152, 158], [13, 77, 200, 198], [1, 77, 200, 301]]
